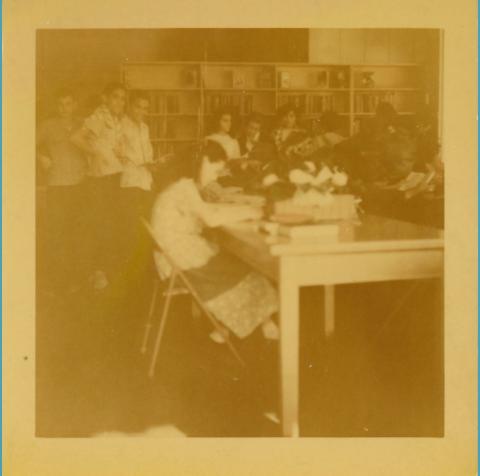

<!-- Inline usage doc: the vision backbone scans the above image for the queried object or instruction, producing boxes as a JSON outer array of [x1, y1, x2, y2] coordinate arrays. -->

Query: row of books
[[147, 119, 197, 139], [140, 93, 183, 114], [153, 141, 196, 159], [278, 94, 348, 114], [204, 70, 274, 89], [277, 69, 350, 89], [204, 94, 256, 115], [354, 92, 404, 113]]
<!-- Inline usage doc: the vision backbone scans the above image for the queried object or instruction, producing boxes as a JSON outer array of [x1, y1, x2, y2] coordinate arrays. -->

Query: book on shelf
[[166, 94, 180, 114], [316, 70, 329, 88], [232, 70, 246, 89], [154, 94, 166, 114], [278, 94, 306, 113], [183, 68, 199, 88], [205, 93, 252, 115], [355, 92, 398, 113], [257, 71, 273, 88], [278, 71, 291, 89], [148, 118, 162, 139], [165, 120, 177, 139], [329, 68, 349, 89], [307, 94, 345, 114]]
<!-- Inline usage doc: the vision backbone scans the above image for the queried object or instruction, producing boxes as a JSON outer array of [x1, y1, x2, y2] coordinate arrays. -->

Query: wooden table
[[218, 214, 444, 437]]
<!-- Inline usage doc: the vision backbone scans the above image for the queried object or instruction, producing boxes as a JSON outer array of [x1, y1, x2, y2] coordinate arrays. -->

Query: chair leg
[[148, 272, 177, 379], [140, 278, 160, 354], [191, 301, 202, 321]]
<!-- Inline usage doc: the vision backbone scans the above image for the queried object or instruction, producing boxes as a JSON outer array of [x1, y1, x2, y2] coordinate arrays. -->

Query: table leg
[[279, 259, 300, 437], [324, 285, 335, 338]]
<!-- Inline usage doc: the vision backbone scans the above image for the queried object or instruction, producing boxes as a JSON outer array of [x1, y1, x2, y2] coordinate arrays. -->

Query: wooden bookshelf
[[123, 61, 432, 158]]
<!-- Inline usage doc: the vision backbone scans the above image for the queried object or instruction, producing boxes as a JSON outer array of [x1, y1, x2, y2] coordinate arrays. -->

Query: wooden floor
[[36, 266, 444, 438]]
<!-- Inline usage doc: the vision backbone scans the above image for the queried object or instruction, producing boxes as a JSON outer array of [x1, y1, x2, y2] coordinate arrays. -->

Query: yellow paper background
[[3, 0, 477, 475]]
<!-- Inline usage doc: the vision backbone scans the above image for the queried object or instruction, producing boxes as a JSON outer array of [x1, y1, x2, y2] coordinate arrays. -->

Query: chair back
[[141, 218, 213, 305], [141, 218, 180, 278]]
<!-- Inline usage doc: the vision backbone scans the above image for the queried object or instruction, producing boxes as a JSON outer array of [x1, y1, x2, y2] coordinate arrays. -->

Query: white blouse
[[120, 116, 154, 191], [151, 178, 258, 278], [206, 133, 241, 160]]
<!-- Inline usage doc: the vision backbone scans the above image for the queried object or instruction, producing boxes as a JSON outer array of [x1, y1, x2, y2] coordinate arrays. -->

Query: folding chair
[[141, 219, 245, 378]]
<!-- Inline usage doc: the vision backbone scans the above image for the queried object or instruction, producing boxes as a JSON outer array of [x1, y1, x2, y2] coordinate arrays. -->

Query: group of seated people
[[37, 80, 443, 344]]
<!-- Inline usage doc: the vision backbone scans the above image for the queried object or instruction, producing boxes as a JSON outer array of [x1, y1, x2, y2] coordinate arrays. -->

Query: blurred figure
[[312, 111, 346, 149], [118, 91, 155, 292], [37, 87, 87, 295], [272, 104, 305, 154], [205, 108, 241, 160], [71, 82, 127, 291], [151, 140, 279, 343]]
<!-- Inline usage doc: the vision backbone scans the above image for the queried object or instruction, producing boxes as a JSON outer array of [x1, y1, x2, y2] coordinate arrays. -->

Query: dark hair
[[375, 101, 398, 128], [163, 140, 227, 184], [103, 82, 126, 97], [55, 87, 75, 101], [129, 91, 150, 105], [276, 103, 298, 122], [246, 112, 263, 126], [210, 107, 235, 134], [201, 139, 228, 162], [319, 111, 341, 133]]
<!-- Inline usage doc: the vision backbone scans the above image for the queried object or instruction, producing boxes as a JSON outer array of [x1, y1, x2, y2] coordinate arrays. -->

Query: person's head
[[198, 140, 228, 187], [245, 113, 263, 142], [166, 140, 227, 187], [277, 104, 298, 129], [102, 82, 127, 117], [55, 88, 77, 119], [381, 131, 416, 182], [213, 108, 234, 134], [128, 92, 150, 123], [375, 101, 398, 131], [319, 111, 341, 133]]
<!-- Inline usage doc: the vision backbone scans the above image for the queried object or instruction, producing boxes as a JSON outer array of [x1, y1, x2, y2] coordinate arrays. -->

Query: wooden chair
[[141, 219, 245, 378]]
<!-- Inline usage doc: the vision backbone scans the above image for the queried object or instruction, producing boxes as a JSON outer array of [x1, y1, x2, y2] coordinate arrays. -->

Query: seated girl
[[151, 141, 279, 343], [272, 104, 305, 154], [205, 108, 242, 160]]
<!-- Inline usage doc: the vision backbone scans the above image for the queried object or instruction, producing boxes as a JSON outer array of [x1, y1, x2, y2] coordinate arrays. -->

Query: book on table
[[278, 222, 339, 239]]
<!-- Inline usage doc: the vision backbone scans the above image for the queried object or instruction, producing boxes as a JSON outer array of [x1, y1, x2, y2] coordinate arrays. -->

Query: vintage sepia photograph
[[34, 28, 446, 439]]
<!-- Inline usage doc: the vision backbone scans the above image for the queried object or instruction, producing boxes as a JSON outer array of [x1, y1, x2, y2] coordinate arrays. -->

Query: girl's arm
[[187, 182, 262, 227], [200, 203, 262, 228]]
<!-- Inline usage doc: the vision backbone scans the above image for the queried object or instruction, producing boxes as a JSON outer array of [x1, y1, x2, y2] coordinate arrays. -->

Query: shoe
[[261, 319, 280, 340], [209, 329, 229, 344], [91, 270, 109, 291]]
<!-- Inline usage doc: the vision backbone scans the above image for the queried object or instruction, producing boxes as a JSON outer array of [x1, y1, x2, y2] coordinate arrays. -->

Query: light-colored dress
[[151, 178, 278, 338]]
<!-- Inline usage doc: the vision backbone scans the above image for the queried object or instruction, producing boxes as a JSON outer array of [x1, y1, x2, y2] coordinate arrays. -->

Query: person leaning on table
[[151, 140, 280, 344]]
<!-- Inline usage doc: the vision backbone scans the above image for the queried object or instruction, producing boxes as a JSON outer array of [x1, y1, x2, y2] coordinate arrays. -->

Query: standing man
[[71, 82, 126, 291], [37, 88, 87, 295], [118, 91, 155, 291]]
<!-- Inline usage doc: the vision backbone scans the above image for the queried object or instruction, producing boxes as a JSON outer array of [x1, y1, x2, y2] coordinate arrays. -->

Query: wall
[[36, 28, 308, 119], [308, 29, 439, 65], [37, 28, 440, 121]]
